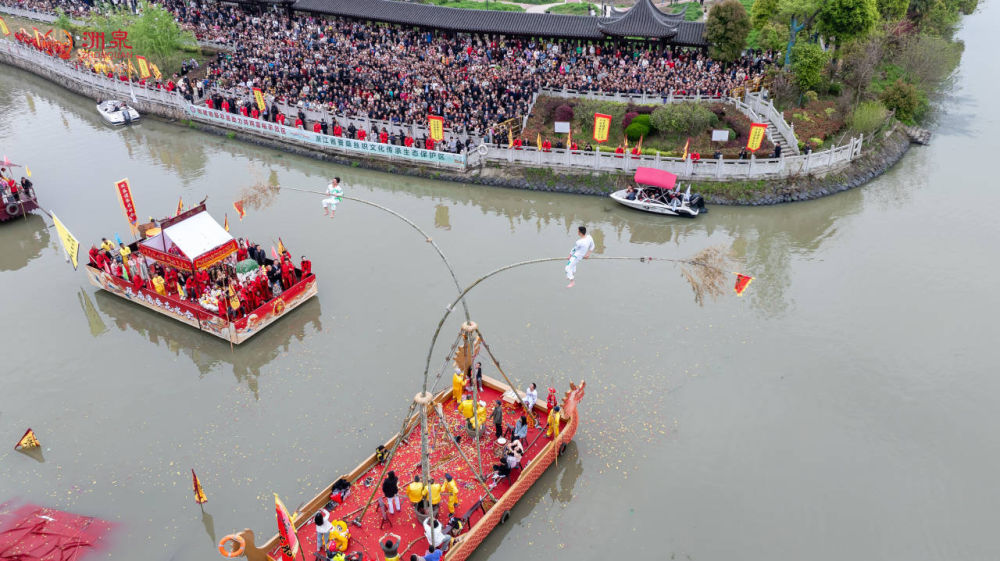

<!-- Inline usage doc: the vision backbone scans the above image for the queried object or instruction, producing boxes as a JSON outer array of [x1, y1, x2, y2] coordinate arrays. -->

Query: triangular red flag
[[734, 273, 754, 296]]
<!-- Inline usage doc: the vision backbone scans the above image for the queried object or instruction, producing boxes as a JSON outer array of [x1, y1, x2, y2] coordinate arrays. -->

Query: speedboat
[[610, 167, 706, 217], [96, 100, 140, 126]]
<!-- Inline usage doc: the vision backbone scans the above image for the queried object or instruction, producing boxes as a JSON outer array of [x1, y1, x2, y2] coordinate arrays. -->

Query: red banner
[[746, 123, 767, 152], [274, 494, 299, 561], [115, 178, 137, 225], [593, 113, 612, 143], [139, 243, 192, 271], [428, 115, 444, 142], [192, 240, 238, 270]]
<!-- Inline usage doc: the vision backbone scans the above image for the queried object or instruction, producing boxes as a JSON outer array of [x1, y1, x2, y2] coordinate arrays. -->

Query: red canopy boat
[[84, 203, 318, 344]]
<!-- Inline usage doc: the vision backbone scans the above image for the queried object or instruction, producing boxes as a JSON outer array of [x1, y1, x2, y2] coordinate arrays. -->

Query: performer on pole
[[565, 225, 594, 288], [323, 177, 343, 218]]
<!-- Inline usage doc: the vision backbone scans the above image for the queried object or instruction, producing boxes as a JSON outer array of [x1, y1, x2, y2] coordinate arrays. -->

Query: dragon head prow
[[561, 381, 586, 418]]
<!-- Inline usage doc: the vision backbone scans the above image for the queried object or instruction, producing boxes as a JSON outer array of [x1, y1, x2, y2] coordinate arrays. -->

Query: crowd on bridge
[[1, 0, 774, 147]]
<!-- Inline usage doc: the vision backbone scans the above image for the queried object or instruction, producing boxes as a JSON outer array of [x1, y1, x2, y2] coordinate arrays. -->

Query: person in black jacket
[[382, 471, 400, 514]]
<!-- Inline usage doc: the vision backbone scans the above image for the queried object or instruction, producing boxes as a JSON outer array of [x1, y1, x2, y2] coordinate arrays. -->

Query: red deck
[[280, 385, 565, 561], [0, 500, 115, 560]]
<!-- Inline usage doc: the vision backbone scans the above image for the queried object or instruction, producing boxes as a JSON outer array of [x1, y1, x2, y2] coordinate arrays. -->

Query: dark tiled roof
[[289, 0, 708, 45], [600, 0, 685, 39]]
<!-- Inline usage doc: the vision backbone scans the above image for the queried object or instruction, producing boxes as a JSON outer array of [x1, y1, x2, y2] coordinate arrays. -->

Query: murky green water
[[1, 10, 999, 560]]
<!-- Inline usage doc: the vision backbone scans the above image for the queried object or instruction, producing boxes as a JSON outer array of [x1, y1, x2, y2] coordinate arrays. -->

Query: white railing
[[536, 87, 799, 152], [475, 135, 862, 180], [2, 39, 860, 181], [0, 40, 467, 168]]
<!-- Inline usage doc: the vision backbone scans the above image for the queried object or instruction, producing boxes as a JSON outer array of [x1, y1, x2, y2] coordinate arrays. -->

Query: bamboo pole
[[432, 404, 498, 504], [475, 328, 536, 425]]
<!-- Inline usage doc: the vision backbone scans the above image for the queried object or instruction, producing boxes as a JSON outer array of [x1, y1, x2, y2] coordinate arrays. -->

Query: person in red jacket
[[513, 138, 523, 150], [379, 130, 389, 144], [239, 105, 248, 117], [276, 113, 286, 125], [313, 122, 322, 133], [404, 136, 414, 147], [425, 138, 435, 150], [294, 117, 303, 129], [570, 141, 579, 151], [300, 256, 312, 279], [614, 144, 625, 158], [251, 107, 259, 119], [221, 99, 230, 113], [206, 98, 214, 109], [333, 124, 342, 137], [281, 260, 295, 289], [357, 129, 367, 141], [631, 146, 641, 159], [542, 139, 552, 152]]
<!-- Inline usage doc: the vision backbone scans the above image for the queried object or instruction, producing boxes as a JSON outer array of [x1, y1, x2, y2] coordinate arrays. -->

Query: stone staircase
[[766, 122, 799, 155]]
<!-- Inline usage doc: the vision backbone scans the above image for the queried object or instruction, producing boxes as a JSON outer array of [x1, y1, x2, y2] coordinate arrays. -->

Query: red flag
[[733, 273, 754, 296], [175, 197, 184, 216], [233, 200, 245, 220], [14, 428, 40, 450], [274, 494, 299, 561], [192, 469, 207, 504]]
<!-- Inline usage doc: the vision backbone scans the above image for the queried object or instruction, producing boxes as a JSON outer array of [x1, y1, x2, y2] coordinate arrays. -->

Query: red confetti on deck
[[0, 501, 115, 561]]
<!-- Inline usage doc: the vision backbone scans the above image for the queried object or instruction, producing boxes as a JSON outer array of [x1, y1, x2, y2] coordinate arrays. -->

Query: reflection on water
[[201, 506, 217, 545], [91, 291, 323, 398], [0, 213, 51, 271], [434, 204, 451, 230]]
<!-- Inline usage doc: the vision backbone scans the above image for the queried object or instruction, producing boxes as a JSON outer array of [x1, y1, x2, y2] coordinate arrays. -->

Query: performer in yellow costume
[[406, 475, 427, 513], [444, 473, 459, 515], [546, 405, 561, 439], [451, 369, 465, 402]]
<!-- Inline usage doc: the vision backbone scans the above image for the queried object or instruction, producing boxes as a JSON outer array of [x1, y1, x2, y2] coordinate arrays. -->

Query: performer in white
[[565, 225, 594, 288], [323, 177, 343, 218]]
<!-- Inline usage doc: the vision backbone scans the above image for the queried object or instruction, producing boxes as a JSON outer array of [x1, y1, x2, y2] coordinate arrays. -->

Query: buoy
[[218, 534, 245, 558]]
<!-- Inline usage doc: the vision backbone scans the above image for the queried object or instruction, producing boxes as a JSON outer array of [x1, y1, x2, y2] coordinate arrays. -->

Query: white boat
[[610, 167, 706, 217], [96, 100, 140, 126]]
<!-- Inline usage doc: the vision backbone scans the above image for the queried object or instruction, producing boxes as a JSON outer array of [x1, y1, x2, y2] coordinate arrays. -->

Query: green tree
[[818, 0, 879, 46], [877, 0, 908, 19], [750, 0, 780, 27], [880, 79, 922, 122], [791, 41, 830, 91], [706, 0, 752, 62], [651, 102, 718, 135], [86, 1, 198, 69], [774, 0, 827, 65]]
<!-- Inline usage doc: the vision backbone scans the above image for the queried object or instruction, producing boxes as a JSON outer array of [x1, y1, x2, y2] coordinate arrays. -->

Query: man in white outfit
[[323, 177, 343, 218], [565, 225, 594, 288]]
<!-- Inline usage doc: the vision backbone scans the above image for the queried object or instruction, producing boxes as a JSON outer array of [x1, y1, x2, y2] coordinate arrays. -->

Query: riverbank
[[0, 41, 914, 206]]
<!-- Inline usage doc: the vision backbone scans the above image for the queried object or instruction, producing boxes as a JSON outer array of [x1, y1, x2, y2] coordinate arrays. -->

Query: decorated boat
[[610, 167, 707, 217], [97, 100, 141, 126], [0, 157, 39, 223], [219, 322, 585, 561], [84, 203, 317, 345]]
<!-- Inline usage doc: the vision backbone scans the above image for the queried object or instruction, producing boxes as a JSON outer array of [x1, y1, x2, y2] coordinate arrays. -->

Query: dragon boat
[[84, 203, 317, 345], [220, 322, 586, 561]]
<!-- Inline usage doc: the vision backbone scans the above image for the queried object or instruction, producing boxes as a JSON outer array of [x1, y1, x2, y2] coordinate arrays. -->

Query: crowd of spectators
[[1, 0, 774, 146]]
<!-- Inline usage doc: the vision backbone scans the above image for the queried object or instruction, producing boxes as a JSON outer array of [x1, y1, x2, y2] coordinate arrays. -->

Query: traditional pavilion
[[286, 0, 708, 46]]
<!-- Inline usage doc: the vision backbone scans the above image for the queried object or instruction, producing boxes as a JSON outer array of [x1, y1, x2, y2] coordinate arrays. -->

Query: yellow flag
[[536, 133, 542, 150], [192, 469, 207, 504], [15, 428, 40, 450], [507, 127, 513, 147], [0, 16, 9, 37], [150, 63, 162, 81], [26, 166, 31, 177], [135, 55, 151, 79], [52, 213, 80, 270]]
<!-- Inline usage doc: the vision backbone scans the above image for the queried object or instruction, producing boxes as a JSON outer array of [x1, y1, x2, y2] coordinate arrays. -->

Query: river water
[[1, 10, 999, 561]]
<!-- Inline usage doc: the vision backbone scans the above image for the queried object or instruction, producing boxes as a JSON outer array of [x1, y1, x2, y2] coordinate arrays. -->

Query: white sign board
[[554, 121, 571, 134], [711, 129, 730, 142]]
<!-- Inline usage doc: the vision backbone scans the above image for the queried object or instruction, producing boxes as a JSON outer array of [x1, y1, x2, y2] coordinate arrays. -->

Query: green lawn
[[546, 2, 599, 14], [425, 0, 525, 10], [667, 1, 703, 21]]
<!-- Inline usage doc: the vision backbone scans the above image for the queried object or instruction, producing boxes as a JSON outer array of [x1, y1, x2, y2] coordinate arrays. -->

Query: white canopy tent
[[139, 211, 235, 269]]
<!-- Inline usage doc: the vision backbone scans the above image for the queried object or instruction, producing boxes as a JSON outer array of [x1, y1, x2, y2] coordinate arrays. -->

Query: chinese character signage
[[746, 122, 767, 152], [428, 115, 444, 142], [593, 113, 612, 143], [252, 88, 266, 112], [115, 178, 138, 225]]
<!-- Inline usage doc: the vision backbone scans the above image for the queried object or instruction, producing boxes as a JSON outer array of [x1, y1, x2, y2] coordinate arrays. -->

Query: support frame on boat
[[225, 374, 586, 561]]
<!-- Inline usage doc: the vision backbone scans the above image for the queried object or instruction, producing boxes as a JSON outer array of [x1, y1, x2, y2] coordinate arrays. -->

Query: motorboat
[[610, 167, 706, 217], [96, 100, 140, 126]]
